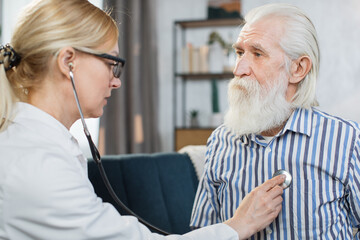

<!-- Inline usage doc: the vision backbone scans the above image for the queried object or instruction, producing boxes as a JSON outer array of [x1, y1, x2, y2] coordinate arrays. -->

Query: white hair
[[245, 3, 320, 108]]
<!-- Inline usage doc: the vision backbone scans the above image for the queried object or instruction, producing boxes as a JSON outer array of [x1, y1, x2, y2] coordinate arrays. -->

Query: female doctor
[[0, 0, 285, 239]]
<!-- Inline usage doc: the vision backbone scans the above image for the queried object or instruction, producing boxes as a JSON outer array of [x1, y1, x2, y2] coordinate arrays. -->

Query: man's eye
[[255, 52, 262, 57], [236, 51, 244, 57]]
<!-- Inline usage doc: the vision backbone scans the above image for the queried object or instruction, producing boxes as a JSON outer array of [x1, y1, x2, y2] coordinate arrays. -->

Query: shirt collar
[[280, 107, 313, 137], [240, 107, 313, 146]]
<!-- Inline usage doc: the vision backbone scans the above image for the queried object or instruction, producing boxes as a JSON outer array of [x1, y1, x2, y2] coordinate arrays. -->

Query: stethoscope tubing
[[69, 68, 170, 235]]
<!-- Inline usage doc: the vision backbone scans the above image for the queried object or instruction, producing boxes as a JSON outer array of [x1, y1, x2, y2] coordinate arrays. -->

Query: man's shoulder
[[209, 124, 237, 139], [311, 108, 360, 132], [206, 125, 242, 153]]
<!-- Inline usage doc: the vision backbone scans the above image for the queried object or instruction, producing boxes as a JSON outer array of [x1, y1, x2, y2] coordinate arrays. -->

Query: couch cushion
[[88, 152, 199, 234]]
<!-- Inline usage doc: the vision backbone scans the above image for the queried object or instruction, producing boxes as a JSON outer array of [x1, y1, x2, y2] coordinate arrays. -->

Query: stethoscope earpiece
[[272, 169, 292, 189], [68, 62, 74, 71]]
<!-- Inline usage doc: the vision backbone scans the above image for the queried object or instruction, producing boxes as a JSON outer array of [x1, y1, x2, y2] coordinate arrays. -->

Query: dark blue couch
[[87, 152, 199, 234]]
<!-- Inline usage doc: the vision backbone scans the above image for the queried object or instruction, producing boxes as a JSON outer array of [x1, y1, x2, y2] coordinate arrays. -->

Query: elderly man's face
[[232, 17, 291, 99], [224, 17, 294, 136]]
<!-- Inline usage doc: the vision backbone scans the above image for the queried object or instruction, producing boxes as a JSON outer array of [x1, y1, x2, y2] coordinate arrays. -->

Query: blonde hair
[[0, 0, 119, 132], [245, 3, 320, 108]]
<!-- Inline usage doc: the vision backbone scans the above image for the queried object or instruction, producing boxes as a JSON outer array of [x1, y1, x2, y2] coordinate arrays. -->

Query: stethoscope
[[69, 65, 293, 235], [272, 169, 292, 189], [69, 66, 170, 235]]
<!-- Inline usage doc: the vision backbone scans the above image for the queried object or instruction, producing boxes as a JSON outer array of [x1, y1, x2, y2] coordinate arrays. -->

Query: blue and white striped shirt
[[190, 108, 360, 239]]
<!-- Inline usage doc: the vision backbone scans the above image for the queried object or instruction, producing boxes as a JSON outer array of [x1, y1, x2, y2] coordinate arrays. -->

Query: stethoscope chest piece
[[272, 169, 292, 189]]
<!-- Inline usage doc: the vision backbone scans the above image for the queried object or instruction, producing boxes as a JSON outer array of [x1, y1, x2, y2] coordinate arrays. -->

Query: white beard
[[224, 72, 293, 136]]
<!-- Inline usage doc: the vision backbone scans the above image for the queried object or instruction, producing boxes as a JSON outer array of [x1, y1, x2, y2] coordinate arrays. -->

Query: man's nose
[[233, 56, 251, 78]]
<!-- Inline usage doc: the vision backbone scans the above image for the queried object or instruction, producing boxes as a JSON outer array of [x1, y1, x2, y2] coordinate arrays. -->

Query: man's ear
[[57, 47, 76, 78], [289, 55, 312, 84]]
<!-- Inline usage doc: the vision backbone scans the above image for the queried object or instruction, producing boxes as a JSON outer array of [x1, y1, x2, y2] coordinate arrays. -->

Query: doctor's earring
[[19, 84, 29, 95]]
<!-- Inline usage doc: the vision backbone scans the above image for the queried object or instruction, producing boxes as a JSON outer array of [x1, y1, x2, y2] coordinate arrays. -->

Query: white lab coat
[[0, 102, 237, 240]]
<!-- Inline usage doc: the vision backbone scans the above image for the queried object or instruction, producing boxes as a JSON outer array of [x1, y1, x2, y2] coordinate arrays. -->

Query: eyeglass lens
[[113, 63, 123, 78], [78, 51, 125, 78]]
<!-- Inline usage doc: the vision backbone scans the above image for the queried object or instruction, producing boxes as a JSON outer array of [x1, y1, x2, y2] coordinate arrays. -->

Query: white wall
[[2, 0, 29, 43], [156, 0, 360, 152], [0, 0, 2, 41]]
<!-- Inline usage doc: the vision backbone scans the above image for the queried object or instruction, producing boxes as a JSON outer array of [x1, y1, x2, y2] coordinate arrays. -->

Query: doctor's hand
[[224, 175, 285, 240]]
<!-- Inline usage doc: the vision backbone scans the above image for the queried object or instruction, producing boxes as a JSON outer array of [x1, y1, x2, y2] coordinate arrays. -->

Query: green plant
[[190, 110, 199, 118], [208, 31, 232, 52], [211, 79, 219, 113]]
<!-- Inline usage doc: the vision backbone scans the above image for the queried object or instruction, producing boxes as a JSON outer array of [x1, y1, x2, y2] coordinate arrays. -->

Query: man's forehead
[[235, 18, 285, 48]]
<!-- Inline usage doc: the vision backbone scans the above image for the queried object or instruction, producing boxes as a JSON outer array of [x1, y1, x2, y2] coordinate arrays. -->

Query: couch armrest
[[178, 145, 207, 179]]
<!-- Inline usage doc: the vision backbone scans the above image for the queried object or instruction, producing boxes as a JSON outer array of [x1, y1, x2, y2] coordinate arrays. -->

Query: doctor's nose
[[111, 77, 121, 89], [233, 56, 251, 78]]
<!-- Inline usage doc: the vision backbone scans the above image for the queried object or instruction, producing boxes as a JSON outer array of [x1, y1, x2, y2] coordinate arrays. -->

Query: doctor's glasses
[[75, 48, 126, 78]]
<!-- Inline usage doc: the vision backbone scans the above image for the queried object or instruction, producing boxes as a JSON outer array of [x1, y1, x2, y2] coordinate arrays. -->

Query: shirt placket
[[265, 225, 273, 239]]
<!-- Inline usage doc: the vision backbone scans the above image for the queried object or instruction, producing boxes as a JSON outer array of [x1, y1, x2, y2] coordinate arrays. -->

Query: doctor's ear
[[57, 47, 76, 77]]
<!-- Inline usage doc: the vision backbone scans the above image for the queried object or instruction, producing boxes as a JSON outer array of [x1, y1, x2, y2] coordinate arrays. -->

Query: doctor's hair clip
[[0, 44, 21, 71]]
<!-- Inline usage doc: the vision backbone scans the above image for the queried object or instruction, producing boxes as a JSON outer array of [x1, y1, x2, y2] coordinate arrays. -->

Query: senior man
[[190, 3, 360, 239]]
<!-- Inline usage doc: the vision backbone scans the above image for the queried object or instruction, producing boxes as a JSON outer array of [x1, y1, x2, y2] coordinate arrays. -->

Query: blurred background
[[1, 0, 360, 157]]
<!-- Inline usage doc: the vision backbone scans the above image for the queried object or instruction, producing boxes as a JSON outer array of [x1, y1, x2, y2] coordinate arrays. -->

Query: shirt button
[[266, 228, 272, 234]]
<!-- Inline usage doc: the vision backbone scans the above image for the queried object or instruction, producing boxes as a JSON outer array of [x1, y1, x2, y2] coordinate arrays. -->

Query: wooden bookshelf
[[175, 72, 233, 80], [173, 18, 243, 151], [175, 18, 244, 28], [175, 128, 214, 151]]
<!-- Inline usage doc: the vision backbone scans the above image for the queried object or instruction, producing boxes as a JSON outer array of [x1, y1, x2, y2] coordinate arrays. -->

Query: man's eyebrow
[[232, 42, 268, 56], [251, 43, 266, 53], [232, 43, 241, 49]]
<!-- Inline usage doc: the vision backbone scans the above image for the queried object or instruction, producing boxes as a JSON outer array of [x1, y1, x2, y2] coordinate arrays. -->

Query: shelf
[[175, 18, 244, 28], [173, 18, 241, 150], [175, 128, 215, 151], [175, 72, 233, 80], [175, 127, 215, 130]]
